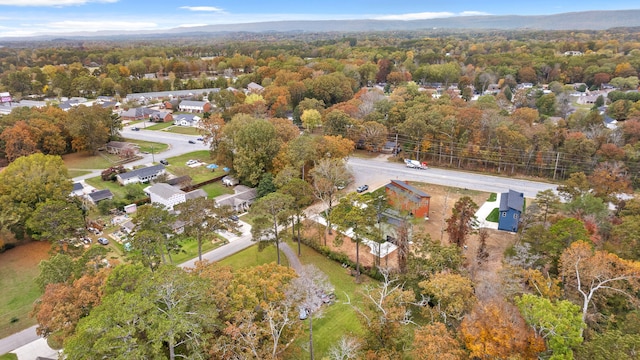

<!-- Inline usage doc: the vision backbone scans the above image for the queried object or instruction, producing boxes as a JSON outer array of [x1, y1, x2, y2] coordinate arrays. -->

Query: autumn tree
[[26, 199, 85, 250], [587, 161, 632, 203], [66, 105, 114, 154], [301, 108, 322, 133], [0, 153, 72, 238], [250, 192, 294, 265], [411, 323, 467, 360], [419, 272, 476, 325], [132, 204, 179, 267], [0, 121, 39, 162], [64, 265, 216, 360], [445, 196, 478, 248], [461, 300, 546, 359], [198, 113, 226, 153], [233, 117, 281, 186], [559, 241, 640, 325], [354, 270, 415, 357], [32, 268, 110, 346]]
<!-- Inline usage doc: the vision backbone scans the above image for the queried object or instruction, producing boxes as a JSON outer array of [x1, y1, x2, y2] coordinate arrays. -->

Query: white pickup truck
[[404, 159, 428, 170]]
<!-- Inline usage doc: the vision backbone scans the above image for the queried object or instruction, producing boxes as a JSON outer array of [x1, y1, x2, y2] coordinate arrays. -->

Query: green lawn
[[167, 126, 200, 135], [199, 182, 234, 198], [488, 193, 497, 202], [145, 122, 173, 131], [166, 151, 227, 183], [486, 208, 500, 222], [0, 241, 51, 339], [124, 138, 169, 154], [219, 244, 289, 269], [84, 176, 147, 201], [171, 237, 226, 264], [63, 152, 114, 170], [68, 170, 91, 178], [289, 240, 366, 358], [0, 353, 18, 359]]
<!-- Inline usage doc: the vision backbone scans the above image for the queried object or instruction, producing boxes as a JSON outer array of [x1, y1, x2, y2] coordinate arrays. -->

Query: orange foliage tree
[[461, 300, 546, 359]]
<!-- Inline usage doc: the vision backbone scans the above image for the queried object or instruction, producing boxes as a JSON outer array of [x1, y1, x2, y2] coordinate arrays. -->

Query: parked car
[[82, 237, 92, 245], [97, 237, 109, 245], [229, 214, 240, 222], [131, 127, 140, 131], [188, 140, 196, 144], [159, 159, 169, 165], [356, 184, 369, 193], [196, 137, 204, 141], [185, 159, 198, 165]]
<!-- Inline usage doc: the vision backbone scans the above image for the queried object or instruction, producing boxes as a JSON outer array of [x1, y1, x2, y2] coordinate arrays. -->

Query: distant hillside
[[169, 9, 640, 33], [2, 9, 640, 42]]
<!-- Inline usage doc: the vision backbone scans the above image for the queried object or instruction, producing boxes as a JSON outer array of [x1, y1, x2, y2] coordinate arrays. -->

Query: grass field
[[62, 152, 114, 170], [0, 241, 51, 339], [124, 138, 168, 154], [199, 182, 234, 198], [171, 237, 226, 264], [486, 208, 500, 222], [145, 122, 173, 131], [289, 240, 366, 358], [166, 151, 227, 183], [0, 353, 17, 359], [67, 170, 91, 178], [218, 244, 289, 269], [84, 176, 147, 200], [167, 126, 200, 135]]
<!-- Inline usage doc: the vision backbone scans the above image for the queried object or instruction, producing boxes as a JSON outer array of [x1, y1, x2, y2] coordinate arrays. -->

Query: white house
[[178, 100, 212, 113], [173, 114, 202, 127], [145, 183, 207, 210], [116, 164, 165, 185]]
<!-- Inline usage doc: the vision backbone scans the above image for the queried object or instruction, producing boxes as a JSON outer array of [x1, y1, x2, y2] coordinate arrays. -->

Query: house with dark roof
[[116, 164, 165, 185], [385, 180, 431, 218], [247, 82, 265, 93], [498, 189, 525, 232], [71, 182, 85, 196], [86, 189, 114, 204], [149, 111, 173, 123], [120, 107, 158, 121]]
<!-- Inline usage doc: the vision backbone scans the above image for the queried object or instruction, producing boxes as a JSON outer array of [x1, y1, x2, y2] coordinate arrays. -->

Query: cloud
[[179, 6, 224, 12], [374, 11, 491, 21], [177, 23, 209, 28], [0, 0, 117, 6], [374, 12, 455, 20], [46, 20, 158, 32]]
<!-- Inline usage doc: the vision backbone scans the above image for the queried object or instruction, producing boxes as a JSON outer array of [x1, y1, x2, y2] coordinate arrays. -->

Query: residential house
[[173, 114, 202, 127], [162, 99, 180, 110], [246, 82, 264, 93], [86, 189, 114, 205], [166, 175, 192, 188], [71, 182, 85, 197], [149, 111, 173, 123], [124, 88, 220, 103], [215, 185, 258, 213], [116, 164, 165, 185], [385, 180, 431, 218], [178, 100, 212, 113], [497, 189, 525, 232], [105, 141, 137, 155], [120, 107, 158, 121], [145, 182, 207, 210]]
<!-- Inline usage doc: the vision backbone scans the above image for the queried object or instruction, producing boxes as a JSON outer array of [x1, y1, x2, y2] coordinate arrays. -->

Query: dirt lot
[[304, 181, 517, 300]]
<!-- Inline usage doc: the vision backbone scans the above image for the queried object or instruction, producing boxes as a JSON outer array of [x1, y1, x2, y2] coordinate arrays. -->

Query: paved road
[[0, 326, 40, 356], [348, 156, 558, 198], [179, 220, 254, 269]]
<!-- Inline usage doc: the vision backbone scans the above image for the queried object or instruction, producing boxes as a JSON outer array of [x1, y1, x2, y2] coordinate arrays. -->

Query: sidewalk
[[475, 193, 500, 230]]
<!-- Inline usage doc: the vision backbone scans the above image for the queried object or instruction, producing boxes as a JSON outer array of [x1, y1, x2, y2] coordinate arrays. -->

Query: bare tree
[[311, 158, 352, 242], [328, 335, 362, 360], [289, 265, 333, 360]]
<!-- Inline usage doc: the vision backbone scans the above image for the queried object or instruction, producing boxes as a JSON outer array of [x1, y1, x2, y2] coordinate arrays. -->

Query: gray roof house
[[173, 114, 202, 127], [178, 100, 212, 113], [215, 185, 258, 213], [86, 189, 114, 204], [71, 182, 85, 196], [117, 164, 165, 185], [145, 183, 207, 210]]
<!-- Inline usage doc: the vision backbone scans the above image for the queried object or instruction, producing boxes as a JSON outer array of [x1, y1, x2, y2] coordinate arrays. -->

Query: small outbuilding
[[385, 180, 430, 218]]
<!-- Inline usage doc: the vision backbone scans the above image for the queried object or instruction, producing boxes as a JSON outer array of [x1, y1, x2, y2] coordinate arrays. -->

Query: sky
[[0, 0, 639, 37]]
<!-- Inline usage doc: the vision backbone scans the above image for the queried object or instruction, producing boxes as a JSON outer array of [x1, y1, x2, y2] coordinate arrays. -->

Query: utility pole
[[553, 151, 560, 180]]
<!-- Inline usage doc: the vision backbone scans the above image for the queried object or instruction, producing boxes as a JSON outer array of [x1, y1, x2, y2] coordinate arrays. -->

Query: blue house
[[498, 190, 524, 232]]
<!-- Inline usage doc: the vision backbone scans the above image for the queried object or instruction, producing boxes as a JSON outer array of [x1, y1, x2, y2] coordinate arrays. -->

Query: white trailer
[[404, 159, 428, 169]]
